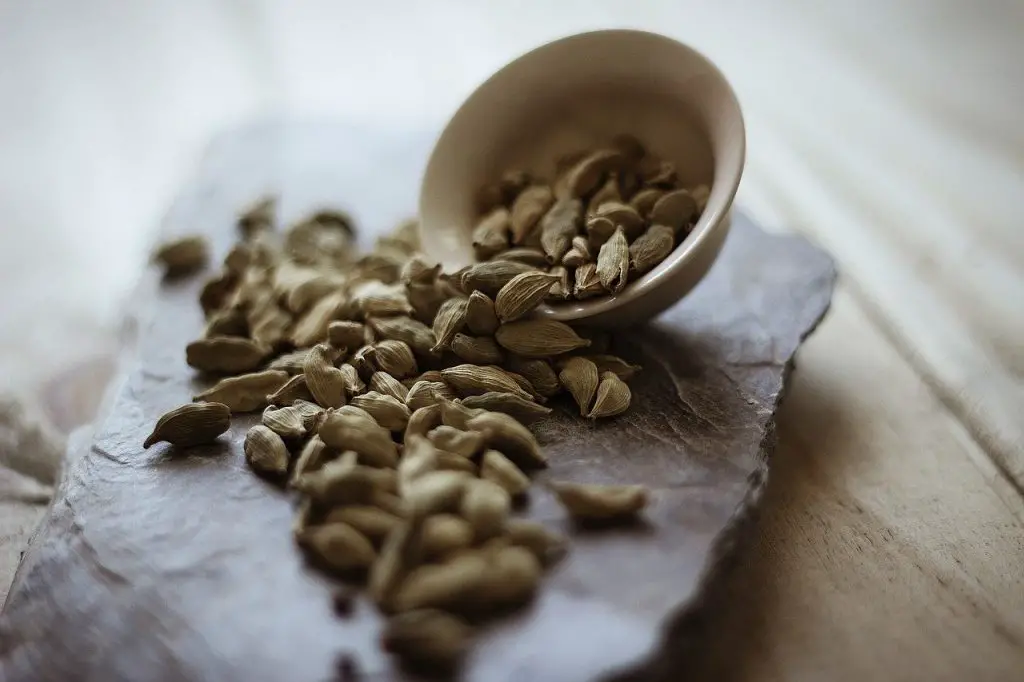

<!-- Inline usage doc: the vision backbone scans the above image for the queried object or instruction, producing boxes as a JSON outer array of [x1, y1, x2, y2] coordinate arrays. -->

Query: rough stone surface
[[0, 122, 836, 682]]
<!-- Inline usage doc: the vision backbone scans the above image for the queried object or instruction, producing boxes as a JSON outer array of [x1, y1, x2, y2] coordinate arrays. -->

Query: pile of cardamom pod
[[146, 183, 660, 673]]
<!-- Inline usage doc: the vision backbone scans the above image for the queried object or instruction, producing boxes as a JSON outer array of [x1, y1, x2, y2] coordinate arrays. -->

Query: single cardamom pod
[[352, 280, 414, 318], [369, 371, 409, 402], [291, 399, 325, 431], [420, 513, 475, 561], [475, 545, 541, 612], [203, 308, 247, 338], [373, 339, 418, 378], [297, 522, 377, 573], [549, 480, 648, 521], [267, 374, 314, 406], [504, 519, 567, 567], [460, 479, 510, 541], [152, 234, 208, 276], [505, 356, 561, 398], [539, 198, 582, 264], [587, 174, 621, 210], [490, 247, 548, 267], [431, 297, 469, 352], [494, 271, 560, 323], [143, 402, 230, 448], [435, 451, 477, 475], [400, 255, 442, 285], [465, 411, 546, 469], [629, 187, 664, 218], [509, 185, 554, 244], [266, 348, 309, 375], [327, 320, 367, 350], [459, 261, 536, 297], [290, 435, 328, 484], [460, 392, 552, 424], [629, 224, 675, 274], [391, 552, 488, 614], [291, 291, 349, 347], [405, 470, 471, 518], [591, 201, 645, 239], [504, 370, 543, 402], [472, 208, 511, 260], [292, 455, 378, 506], [565, 149, 623, 197], [194, 369, 289, 413], [573, 262, 604, 299], [464, 291, 499, 335], [350, 391, 411, 432], [410, 370, 444, 384], [318, 410, 398, 467], [405, 403, 444, 440], [398, 435, 439, 495], [649, 188, 697, 231], [546, 266, 571, 301], [369, 316, 438, 359], [450, 333, 504, 365], [612, 132, 646, 161], [337, 363, 366, 396], [596, 226, 629, 294], [440, 364, 531, 399], [285, 273, 344, 315], [333, 403, 378, 425], [405, 381, 457, 412], [381, 608, 472, 672], [302, 344, 347, 409], [247, 299, 292, 350], [561, 235, 592, 268], [558, 356, 599, 416], [494, 320, 590, 357], [479, 449, 530, 500], [427, 425, 485, 458], [349, 345, 378, 379], [370, 521, 423, 609], [438, 400, 483, 430], [587, 371, 632, 419], [244, 424, 290, 478], [261, 404, 306, 440], [406, 282, 448, 323], [324, 505, 401, 544], [585, 215, 617, 251]]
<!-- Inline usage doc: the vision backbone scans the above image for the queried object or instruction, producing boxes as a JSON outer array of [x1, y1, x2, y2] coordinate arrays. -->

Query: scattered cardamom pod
[[492, 247, 548, 267], [405, 470, 471, 518], [460, 391, 552, 424], [318, 410, 398, 468], [495, 320, 590, 357], [431, 297, 469, 352], [629, 187, 664, 218], [349, 345, 377, 378], [297, 522, 377, 573], [464, 291, 499, 335], [472, 208, 510, 260], [539, 198, 582, 264], [649, 188, 697, 231], [475, 545, 540, 611], [203, 308, 248, 338], [479, 449, 530, 500], [398, 435, 439, 495], [420, 514, 475, 561], [405, 404, 443, 440], [267, 374, 314, 406], [143, 402, 231, 449], [459, 261, 536, 297], [291, 291, 349, 347], [292, 455, 380, 506], [351, 391, 411, 432], [547, 265, 571, 300], [435, 450, 477, 475], [494, 271, 560, 323], [266, 348, 309, 375], [596, 226, 629, 294], [194, 369, 289, 413], [509, 185, 554, 245], [585, 215, 617, 251], [400, 255, 442, 285], [327, 320, 367, 350], [352, 280, 413, 318], [573, 262, 605, 299], [373, 339, 418, 378], [152, 234, 209, 276], [588, 371, 632, 419], [565, 149, 623, 198], [303, 344, 347, 409], [591, 201, 645, 240], [465, 411, 546, 469], [449, 333, 504, 365], [382, 608, 471, 671], [369, 371, 409, 402], [292, 399, 326, 431], [405, 380, 456, 412], [558, 356, 599, 416], [370, 521, 423, 609], [369, 316, 438, 359], [290, 435, 328, 483], [261, 404, 306, 440], [549, 480, 648, 522], [629, 224, 675, 274], [438, 400, 483, 430], [244, 424, 290, 478], [324, 505, 401, 544], [505, 356, 561, 398], [336, 363, 365, 396], [391, 552, 488, 614], [460, 479, 511, 541], [561, 235, 591, 268], [504, 519, 567, 567], [440, 364, 530, 399], [588, 174, 621, 209], [427, 425, 484, 458]]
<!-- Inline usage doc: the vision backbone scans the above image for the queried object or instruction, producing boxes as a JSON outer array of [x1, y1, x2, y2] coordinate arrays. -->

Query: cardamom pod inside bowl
[[419, 29, 745, 328]]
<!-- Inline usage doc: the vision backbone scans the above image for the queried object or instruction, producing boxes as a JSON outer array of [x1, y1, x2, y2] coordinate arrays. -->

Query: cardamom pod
[[460, 479, 510, 541], [292, 455, 379, 506], [491, 247, 548, 267], [349, 345, 377, 378], [421, 513, 475, 560], [539, 198, 582, 264], [405, 470, 471, 518], [494, 271, 560, 322], [587, 174, 621, 210], [203, 308, 247, 338], [261, 404, 306, 440], [549, 480, 648, 521], [297, 522, 377, 573], [318, 410, 398, 467], [585, 215, 617, 251], [588, 371, 632, 419], [285, 272, 344, 314], [290, 435, 328, 483], [291, 291, 349, 347], [649, 188, 697, 231], [505, 356, 561, 398], [472, 208, 510, 260], [352, 280, 413, 318], [143, 401, 230, 448], [324, 505, 401, 544], [450, 333, 504, 365], [504, 370, 543, 402], [494, 320, 590, 357], [373, 339, 418, 378], [435, 451, 477, 475], [629, 187, 664, 218], [565, 149, 623, 197], [336, 363, 365, 395], [405, 403, 443, 440], [504, 519, 567, 567], [405, 380, 456, 411], [292, 399, 325, 431], [431, 297, 468, 352], [400, 255, 442, 285], [266, 348, 309, 375], [643, 159, 678, 188], [573, 262, 604, 299], [391, 552, 487, 614], [465, 411, 546, 469], [194, 369, 289, 413], [427, 425, 484, 458], [464, 291, 499, 335], [460, 392, 552, 424], [591, 201, 645, 239], [369, 316, 438, 359], [561, 236, 591, 268], [509, 185, 554, 244], [459, 261, 536, 297], [369, 371, 409, 401], [479, 449, 530, 499], [398, 435, 439, 495], [381, 609, 472, 671], [438, 400, 483, 430], [350, 391, 411, 432], [546, 266, 571, 301], [629, 224, 675, 274], [267, 374, 314, 406], [152, 234, 208, 276], [302, 344, 347, 409], [475, 545, 540, 611], [596, 226, 629, 294], [558, 356, 599, 416], [244, 424, 290, 478], [370, 521, 423, 609], [327, 320, 367, 350], [440, 364, 530, 399], [406, 282, 448, 323]]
